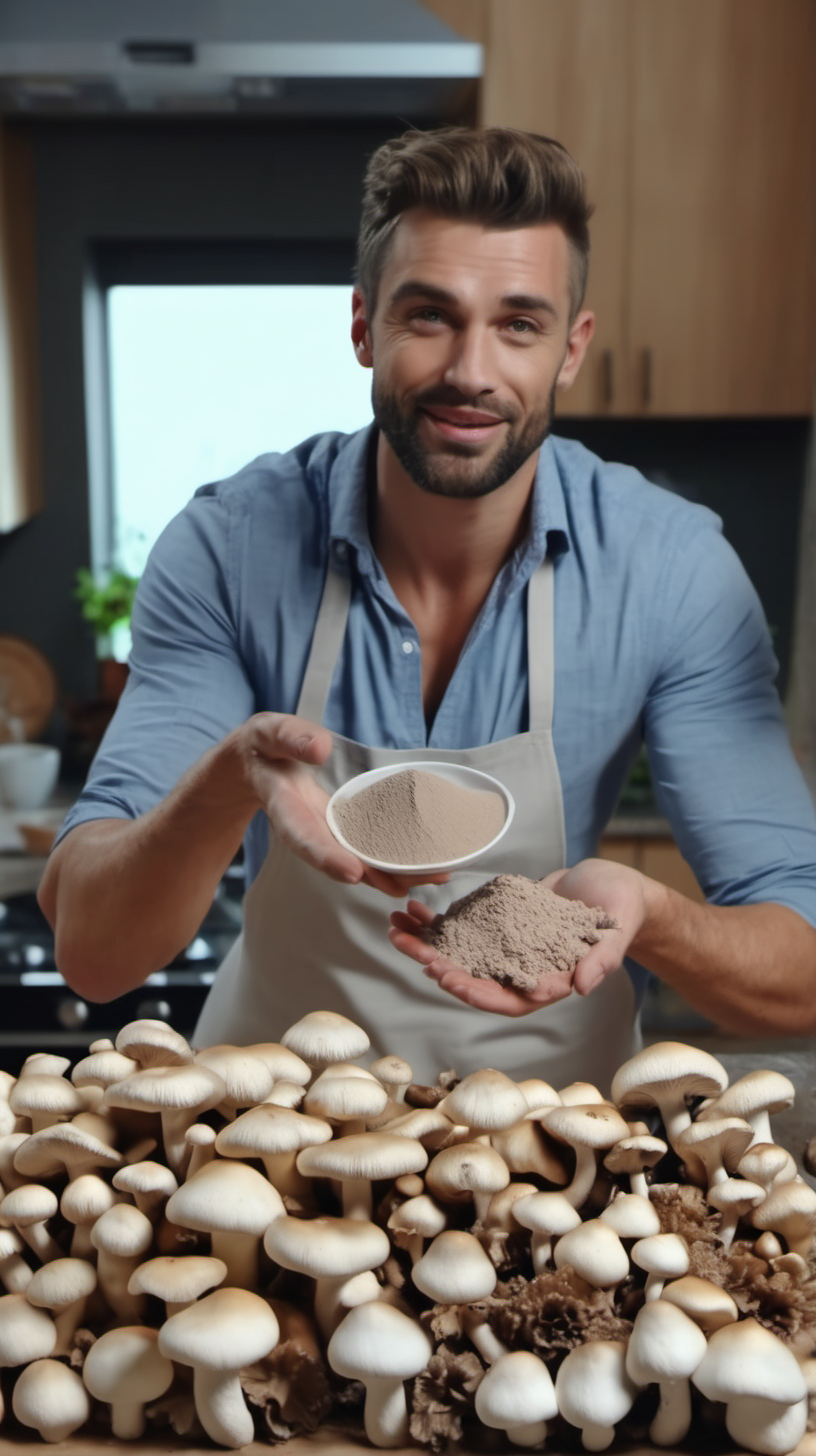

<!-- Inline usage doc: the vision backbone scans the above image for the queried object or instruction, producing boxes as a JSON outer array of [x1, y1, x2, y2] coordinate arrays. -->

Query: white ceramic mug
[[0, 743, 61, 810]]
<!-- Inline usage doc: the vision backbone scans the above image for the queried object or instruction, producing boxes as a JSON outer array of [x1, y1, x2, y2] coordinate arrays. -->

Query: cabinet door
[[629, 0, 816, 416]]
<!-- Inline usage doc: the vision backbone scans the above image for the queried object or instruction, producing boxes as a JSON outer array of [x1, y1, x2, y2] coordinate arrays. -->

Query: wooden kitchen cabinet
[[0, 122, 41, 530], [600, 828, 706, 905], [423, 0, 816, 417]]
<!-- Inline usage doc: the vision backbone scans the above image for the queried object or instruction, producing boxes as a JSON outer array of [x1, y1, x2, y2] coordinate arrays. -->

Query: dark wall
[[0, 116, 402, 703]]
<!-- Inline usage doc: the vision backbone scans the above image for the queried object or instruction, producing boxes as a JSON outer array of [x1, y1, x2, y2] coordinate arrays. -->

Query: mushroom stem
[[341, 1177, 374, 1222], [582, 1421, 616, 1451], [650, 1379, 693, 1447], [461, 1305, 508, 1365], [530, 1232, 553, 1274], [210, 1232, 261, 1291], [630, 1170, 649, 1200], [508, 1420, 549, 1447], [362, 1375, 410, 1449], [0, 1248, 32, 1293], [111, 1398, 150, 1441], [314, 1271, 381, 1342], [95, 1252, 146, 1323], [564, 1145, 598, 1210], [193, 1365, 254, 1449]]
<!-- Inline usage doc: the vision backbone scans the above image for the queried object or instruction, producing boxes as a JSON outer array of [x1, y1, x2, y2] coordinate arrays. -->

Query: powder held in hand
[[334, 768, 506, 866], [428, 874, 619, 991]]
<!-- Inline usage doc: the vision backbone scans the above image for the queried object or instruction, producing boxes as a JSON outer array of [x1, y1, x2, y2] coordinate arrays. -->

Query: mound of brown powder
[[334, 768, 506, 866], [427, 874, 619, 991]]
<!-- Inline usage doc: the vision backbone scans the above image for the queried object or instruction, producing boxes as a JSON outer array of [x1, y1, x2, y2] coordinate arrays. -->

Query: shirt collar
[[327, 425, 571, 580]]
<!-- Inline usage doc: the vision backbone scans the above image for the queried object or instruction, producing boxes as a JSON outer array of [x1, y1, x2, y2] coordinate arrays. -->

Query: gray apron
[[194, 555, 637, 1091]]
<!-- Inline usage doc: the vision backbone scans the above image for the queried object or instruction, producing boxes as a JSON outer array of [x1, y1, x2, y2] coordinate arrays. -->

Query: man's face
[[352, 209, 593, 499]]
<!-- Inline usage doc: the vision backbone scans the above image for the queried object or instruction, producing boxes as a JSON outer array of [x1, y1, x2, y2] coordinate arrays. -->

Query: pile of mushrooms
[[0, 1019, 815, 1452]]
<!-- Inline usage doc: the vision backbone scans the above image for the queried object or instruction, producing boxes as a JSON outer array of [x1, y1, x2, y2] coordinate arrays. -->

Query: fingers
[[246, 712, 334, 766], [422, 959, 574, 1017], [362, 870, 451, 899]]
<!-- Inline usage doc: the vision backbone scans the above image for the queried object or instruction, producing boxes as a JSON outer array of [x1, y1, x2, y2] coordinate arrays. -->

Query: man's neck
[[371, 433, 540, 592]]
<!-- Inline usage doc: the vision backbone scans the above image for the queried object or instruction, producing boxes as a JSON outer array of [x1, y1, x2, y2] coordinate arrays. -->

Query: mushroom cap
[[610, 1042, 728, 1116], [625, 1299, 707, 1384], [194, 1046, 275, 1108], [296, 1131, 428, 1183], [630, 1232, 690, 1280], [603, 1133, 667, 1176], [674, 1116, 755, 1183], [71, 1049, 139, 1089], [112, 1161, 179, 1202], [263, 1214, 389, 1278], [517, 1078, 561, 1114], [425, 1140, 510, 1203], [12, 1358, 90, 1438], [26, 1257, 97, 1310], [370, 1055, 413, 1090], [20, 1054, 72, 1078], [127, 1255, 228, 1304], [707, 1176, 766, 1219], [598, 1191, 661, 1239], [83, 1324, 175, 1403], [0, 1293, 57, 1365], [438, 1068, 529, 1133], [242, 1043, 311, 1085], [542, 1101, 630, 1151], [304, 1074, 388, 1123], [512, 1190, 582, 1237], [13, 1120, 122, 1181], [165, 1158, 285, 1235], [280, 1010, 370, 1068], [691, 1317, 807, 1404], [215, 1104, 332, 1159], [752, 1178, 816, 1236], [737, 1142, 797, 1189], [104, 1063, 226, 1114], [660, 1274, 739, 1331], [475, 1350, 559, 1428], [701, 1069, 795, 1124], [9, 1074, 84, 1123], [387, 1195, 447, 1241], [89, 1202, 154, 1258], [726, 1392, 809, 1456], [555, 1340, 637, 1428], [553, 1218, 630, 1288], [60, 1172, 119, 1225], [115, 1019, 193, 1067], [327, 1300, 431, 1381], [0, 1182, 59, 1227], [557, 1081, 605, 1106], [158, 1287, 279, 1371], [411, 1229, 497, 1304]]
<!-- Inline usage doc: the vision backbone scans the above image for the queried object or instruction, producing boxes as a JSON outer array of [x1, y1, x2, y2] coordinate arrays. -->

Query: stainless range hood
[[0, 0, 482, 117]]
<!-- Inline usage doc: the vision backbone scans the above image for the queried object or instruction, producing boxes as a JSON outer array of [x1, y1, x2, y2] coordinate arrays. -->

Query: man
[[40, 127, 816, 1088]]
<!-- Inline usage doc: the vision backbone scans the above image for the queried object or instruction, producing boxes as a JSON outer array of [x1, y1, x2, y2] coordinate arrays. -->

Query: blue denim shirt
[[59, 427, 816, 929]]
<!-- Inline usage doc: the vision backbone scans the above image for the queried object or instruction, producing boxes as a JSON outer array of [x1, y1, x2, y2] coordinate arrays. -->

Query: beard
[[372, 381, 556, 500]]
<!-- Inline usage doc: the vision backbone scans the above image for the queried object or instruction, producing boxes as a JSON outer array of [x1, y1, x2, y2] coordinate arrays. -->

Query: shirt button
[[402, 640, 415, 655]]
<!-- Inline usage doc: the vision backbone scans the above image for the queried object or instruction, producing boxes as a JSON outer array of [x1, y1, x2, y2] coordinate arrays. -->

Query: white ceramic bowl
[[0, 743, 61, 810], [326, 761, 515, 874]]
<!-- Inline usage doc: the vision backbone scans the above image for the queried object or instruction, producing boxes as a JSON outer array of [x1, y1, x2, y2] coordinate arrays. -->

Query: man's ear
[[351, 286, 374, 367], [556, 309, 595, 392]]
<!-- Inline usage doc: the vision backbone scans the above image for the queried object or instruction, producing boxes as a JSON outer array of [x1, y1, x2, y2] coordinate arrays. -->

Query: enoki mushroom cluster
[[0, 1019, 815, 1452]]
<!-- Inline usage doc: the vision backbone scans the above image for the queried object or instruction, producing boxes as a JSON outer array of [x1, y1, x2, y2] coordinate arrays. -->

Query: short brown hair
[[357, 126, 593, 318]]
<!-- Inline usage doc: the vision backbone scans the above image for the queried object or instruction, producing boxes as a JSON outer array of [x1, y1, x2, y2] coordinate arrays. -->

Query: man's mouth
[[420, 405, 508, 445]]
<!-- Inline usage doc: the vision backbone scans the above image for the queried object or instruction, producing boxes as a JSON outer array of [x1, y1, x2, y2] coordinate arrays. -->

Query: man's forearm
[[39, 735, 260, 1003], [631, 881, 816, 1037]]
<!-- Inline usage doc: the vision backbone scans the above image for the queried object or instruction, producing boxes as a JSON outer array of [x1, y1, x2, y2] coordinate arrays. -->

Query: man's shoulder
[[549, 434, 723, 544], [191, 429, 361, 516]]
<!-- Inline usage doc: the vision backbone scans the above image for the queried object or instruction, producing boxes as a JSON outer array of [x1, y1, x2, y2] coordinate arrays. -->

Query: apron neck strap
[[296, 550, 556, 733]]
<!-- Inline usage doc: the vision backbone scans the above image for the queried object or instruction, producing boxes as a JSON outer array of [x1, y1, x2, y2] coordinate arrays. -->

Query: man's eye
[[413, 308, 444, 323], [508, 318, 537, 334]]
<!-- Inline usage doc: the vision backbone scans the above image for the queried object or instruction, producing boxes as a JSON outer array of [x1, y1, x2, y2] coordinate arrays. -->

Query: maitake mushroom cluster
[[0, 1022, 815, 1453]]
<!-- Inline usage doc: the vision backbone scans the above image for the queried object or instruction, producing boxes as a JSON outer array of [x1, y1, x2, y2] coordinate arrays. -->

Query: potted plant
[[74, 566, 140, 702]]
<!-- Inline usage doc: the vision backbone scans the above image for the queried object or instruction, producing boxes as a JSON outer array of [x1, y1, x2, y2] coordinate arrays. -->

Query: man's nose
[[442, 326, 497, 398]]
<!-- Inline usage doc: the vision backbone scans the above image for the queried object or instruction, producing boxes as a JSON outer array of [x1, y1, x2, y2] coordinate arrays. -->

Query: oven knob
[[57, 997, 89, 1029], [136, 998, 172, 1021]]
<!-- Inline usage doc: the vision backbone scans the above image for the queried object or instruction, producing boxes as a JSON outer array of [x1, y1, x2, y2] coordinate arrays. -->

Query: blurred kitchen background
[[0, 0, 814, 1067]]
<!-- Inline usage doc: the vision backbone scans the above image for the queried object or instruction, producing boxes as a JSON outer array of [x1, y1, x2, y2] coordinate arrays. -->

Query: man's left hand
[[388, 857, 651, 1016]]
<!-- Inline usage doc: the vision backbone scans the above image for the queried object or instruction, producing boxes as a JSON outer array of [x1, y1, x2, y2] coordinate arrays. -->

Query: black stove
[[0, 864, 243, 1075]]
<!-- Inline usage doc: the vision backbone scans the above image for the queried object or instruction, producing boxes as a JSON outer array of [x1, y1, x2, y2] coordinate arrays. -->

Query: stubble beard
[[372, 382, 557, 500]]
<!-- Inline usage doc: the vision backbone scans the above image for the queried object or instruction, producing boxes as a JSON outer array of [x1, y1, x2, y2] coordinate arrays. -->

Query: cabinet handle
[[641, 348, 653, 409], [601, 349, 614, 408]]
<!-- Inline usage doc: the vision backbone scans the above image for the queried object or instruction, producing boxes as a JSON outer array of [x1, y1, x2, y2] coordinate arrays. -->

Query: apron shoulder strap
[[296, 562, 352, 725], [527, 554, 555, 733]]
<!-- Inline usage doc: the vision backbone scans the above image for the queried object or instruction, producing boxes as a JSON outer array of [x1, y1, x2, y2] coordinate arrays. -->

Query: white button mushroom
[[625, 1298, 707, 1445], [160, 1287, 280, 1448], [327, 1300, 432, 1449], [83, 1325, 175, 1439], [555, 1339, 638, 1450], [474, 1349, 559, 1447], [12, 1358, 90, 1442]]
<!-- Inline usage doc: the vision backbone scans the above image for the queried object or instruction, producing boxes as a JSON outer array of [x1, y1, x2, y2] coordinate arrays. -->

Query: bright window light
[[107, 284, 374, 579]]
